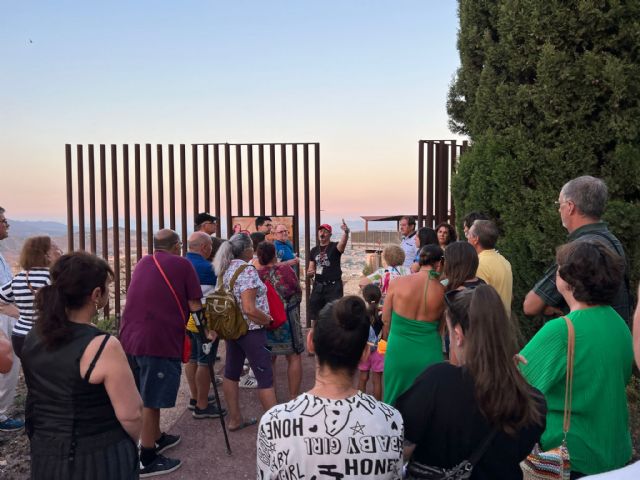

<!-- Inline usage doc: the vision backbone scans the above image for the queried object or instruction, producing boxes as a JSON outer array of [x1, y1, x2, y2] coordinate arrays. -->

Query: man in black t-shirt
[[307, 220, 350, 321]]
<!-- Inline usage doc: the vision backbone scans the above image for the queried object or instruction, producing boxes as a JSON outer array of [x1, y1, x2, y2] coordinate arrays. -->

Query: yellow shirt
[[476, 249, 513, 313]]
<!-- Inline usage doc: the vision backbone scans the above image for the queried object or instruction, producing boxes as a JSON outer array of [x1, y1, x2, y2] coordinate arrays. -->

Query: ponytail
[[213, 233, 252, 275]]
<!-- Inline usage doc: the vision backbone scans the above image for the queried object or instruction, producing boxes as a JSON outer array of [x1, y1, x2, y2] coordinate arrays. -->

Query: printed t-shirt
[[257, 391, 404, 479], [309, 241, 342, 282], [223, 259, 269, 331], [396, 362, 546, 480], [400, 232, 418, 268], [476, 249, 513, 312], [274, 240, 296, 261], [119, 251, 202, 359], [0, 268, 50, 336]]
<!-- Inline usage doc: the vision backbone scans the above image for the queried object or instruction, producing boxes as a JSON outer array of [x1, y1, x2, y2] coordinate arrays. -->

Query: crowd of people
[[0, 174, 639, 479]]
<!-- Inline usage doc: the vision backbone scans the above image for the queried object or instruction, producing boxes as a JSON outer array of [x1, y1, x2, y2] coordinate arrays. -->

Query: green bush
[[449, 0, 640, 339]]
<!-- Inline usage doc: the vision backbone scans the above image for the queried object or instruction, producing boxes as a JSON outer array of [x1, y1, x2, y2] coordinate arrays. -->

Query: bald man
[[119, 229, 203, 476]]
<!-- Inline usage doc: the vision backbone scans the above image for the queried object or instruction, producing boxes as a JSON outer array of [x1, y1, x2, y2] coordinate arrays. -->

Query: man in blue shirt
[[273, 223, 299, 267]]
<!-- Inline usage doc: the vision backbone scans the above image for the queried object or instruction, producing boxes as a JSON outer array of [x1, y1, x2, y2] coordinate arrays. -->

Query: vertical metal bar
[[258, 145, 266, 215], [224, 144, 232, 236], [203, 145, 210, 213], [434, 142, 442, 224], [100, 145, 108, 262], [146, 144, 153, 254], [417, 141, 424, 228], [450, 140, 457, 226], [65, 145, 74, 252], [123, 145, 131, 288], [213, 145, 221, 237], [437, 142, 446, 224], [134, 144, 142, 261], [303, 144, 311, 327], [270, 144, 277, 214], [157, 145, 164, 229], [292, 145, 299, 253], [426, 141, 434, 228], [111, 145, 120, 319], [236, 144, 243, 216], [99, 144, 109, 317], [192, 144, 199, 217], [314, 143, 321, 234], [281, 144, 288, 215], [247, 146, 255, 216], [169, 145, 176, 230], [88, 145, 97, 254], [180, 145, 188, 254], [76, 145, 85, 250]]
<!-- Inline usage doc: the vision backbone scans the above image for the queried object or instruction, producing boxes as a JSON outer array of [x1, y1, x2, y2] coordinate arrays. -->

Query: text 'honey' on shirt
[[256, 391, 404, 479]]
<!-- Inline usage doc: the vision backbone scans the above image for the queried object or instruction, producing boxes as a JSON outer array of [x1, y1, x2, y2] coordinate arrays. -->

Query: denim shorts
[[127, 355, 181, 409], [187, 330, 219, 366]]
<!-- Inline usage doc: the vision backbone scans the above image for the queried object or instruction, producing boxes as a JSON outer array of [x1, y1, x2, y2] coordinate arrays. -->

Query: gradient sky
[[1, 1, 465, 225]]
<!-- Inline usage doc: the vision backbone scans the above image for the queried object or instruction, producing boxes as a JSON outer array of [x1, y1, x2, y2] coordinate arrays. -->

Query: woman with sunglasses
[[397, 285, 545, 479], [382, 244, 445, 406]]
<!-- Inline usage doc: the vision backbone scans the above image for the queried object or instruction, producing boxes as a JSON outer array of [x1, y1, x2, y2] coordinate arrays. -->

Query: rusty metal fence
[[417, 140, 469, 228], [65, 143, 321, 325]]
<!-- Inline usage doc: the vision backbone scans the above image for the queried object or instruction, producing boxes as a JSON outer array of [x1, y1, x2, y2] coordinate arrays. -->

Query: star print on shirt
[[350, 421, 365, 435], [269, 409, 281, 421]]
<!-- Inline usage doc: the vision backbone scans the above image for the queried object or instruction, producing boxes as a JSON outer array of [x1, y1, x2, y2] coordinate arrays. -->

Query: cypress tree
[[449, 0, 640, 336]]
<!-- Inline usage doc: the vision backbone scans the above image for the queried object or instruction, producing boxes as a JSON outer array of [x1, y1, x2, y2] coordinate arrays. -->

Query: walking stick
[[192, 311, 232, 455]]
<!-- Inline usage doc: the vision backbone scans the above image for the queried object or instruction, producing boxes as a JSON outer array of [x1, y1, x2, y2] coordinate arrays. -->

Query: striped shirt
[[0, 268, 51, 336]]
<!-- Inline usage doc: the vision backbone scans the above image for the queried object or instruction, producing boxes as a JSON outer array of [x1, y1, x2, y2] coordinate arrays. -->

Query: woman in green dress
[[520, 241, 633, 478], [382, 245, 445, 405]]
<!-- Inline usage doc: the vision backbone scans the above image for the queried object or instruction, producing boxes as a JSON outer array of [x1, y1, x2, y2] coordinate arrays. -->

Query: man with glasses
[[255, 216, 273, 236], [523, 176, 631, 324], [0, 207, 24, 432], [273, 224, 299, 267], [119, 229, 203, 476]]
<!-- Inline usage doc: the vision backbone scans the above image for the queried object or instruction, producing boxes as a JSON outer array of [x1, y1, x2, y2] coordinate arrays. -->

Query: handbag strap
[[561, 315, 575, 436], [468, 427, 498, 466], [152, 253, 186, 319]]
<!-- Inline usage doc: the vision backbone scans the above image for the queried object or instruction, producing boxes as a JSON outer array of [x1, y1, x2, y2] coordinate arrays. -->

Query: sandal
[[229, 417, 257, 432]]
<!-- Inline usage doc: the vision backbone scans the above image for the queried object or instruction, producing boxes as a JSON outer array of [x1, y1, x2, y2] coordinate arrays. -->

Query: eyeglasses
[[275, 230, 289, 234], [554, 199, 570, 207], [0, 219, 8, 225]]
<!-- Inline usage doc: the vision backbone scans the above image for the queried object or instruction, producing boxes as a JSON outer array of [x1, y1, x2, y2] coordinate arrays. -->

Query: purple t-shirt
[[119, 251, 202, 359]]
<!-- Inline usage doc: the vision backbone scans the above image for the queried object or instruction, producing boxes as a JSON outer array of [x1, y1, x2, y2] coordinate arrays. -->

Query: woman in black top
[[396, 285, 546, 480], [22, 252, 142, 480]]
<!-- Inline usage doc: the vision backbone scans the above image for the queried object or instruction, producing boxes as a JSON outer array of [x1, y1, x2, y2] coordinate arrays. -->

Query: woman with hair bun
[[382, 244, 445, 406], [0, 235, 62, 358], [520, 241, 633, 477], [257, 296, 404, 479], [397, 285, 545, 479], [21, 252, 142, 480]]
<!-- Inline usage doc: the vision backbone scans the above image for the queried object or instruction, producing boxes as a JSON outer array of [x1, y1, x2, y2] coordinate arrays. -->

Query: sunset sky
[[1, 1, 465, 226]]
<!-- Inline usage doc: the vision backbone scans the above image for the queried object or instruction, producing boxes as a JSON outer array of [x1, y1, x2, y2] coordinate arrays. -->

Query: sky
[[0, 1, 465, 226]]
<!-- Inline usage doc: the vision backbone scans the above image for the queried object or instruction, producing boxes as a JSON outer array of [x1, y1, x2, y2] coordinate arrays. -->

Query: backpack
[[205, 264, 249, 340]]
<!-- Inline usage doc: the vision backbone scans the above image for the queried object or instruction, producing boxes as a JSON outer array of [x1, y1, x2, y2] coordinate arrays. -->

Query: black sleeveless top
[[22, 323, 122, 438]]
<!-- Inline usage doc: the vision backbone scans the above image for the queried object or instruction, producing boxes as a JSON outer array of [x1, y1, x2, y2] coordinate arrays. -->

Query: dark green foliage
[[449, 0, 640, 339]]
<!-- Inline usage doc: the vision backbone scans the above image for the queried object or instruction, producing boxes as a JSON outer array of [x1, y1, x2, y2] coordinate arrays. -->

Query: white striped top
[[0, 268, 51, 336]]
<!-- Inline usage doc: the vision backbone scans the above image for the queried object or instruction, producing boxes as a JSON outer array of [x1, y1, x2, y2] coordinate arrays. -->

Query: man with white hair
[[523, 176, 631, 323]]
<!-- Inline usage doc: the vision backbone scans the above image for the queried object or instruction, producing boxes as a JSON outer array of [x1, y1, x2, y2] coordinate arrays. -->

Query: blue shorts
[[187, 330, 219, 366], [127, 355, 181, 409]]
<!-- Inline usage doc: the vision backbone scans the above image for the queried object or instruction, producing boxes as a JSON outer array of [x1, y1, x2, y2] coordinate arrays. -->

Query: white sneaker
[[239, 372, 257, 389]]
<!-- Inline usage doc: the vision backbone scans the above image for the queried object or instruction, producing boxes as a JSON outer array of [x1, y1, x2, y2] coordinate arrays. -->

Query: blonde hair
[[383, 244, 405, 267]]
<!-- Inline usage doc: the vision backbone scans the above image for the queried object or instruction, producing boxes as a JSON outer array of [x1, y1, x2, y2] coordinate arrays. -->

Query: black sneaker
[[154, 433, 181, 454], [139, 454, 182, 477], [192, 404, 227, 419], [187, 394, 216, 411]]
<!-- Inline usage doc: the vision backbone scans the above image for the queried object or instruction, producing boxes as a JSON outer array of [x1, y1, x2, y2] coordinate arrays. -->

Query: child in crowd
[[357, 284, 385, 400]]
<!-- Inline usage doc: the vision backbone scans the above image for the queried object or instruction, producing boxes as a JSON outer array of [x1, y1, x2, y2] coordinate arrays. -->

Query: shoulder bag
[[152, 253, 191, 363], [521, 315, 574, 480], [205, 264, 249, 340], [405, 428, 497, 479]]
